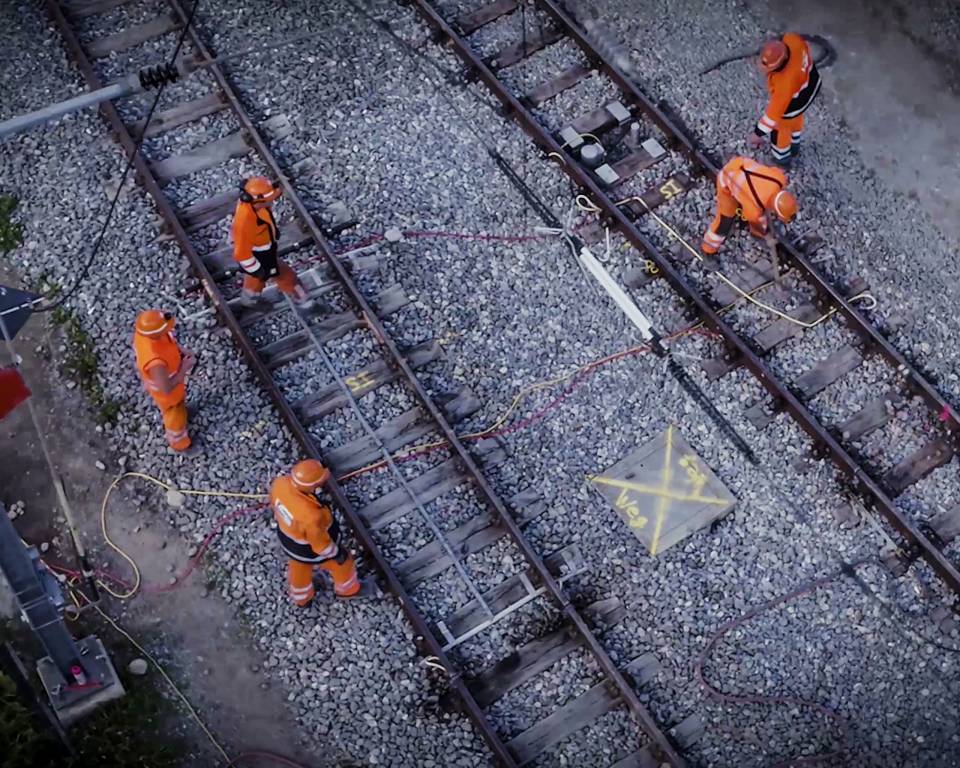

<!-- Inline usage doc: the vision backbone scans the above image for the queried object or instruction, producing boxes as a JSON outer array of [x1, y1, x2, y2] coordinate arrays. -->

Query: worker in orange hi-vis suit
[[132, 310, 195, 452], [748, 33, 822, 168], [701, 156, 797, 255], [231, 176, 315, 313], [270, 459, 362, 605]]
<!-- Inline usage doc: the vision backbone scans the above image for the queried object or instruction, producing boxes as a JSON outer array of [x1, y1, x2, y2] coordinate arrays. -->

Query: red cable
[[693, 564, 870, 766]]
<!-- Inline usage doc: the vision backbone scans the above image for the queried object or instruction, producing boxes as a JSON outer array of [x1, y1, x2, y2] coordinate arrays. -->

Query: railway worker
[[269, 459, 363, 605], [132, 309, 195, 452], [701, 155, 797, 255], [231, 176, 315, 313], [748, 33, 822, 168]]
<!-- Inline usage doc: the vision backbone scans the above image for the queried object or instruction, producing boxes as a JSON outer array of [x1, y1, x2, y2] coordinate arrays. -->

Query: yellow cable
[[68, 584, 230, 764], [573, 193, 878, 329], [99, 472, 267, 600]]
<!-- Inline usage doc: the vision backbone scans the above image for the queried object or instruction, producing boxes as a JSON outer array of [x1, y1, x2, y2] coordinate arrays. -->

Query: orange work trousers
[[702, 187, 769, 254], [158, 399, 190, 451], [771, 114, 804, 166], [242, 259, 306, 301], [287, 555, 360, 606]]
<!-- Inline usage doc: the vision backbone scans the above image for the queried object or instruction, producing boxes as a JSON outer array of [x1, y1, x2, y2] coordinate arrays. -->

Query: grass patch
[[0, 195, 23, 254], [50, 306, 123, 425]]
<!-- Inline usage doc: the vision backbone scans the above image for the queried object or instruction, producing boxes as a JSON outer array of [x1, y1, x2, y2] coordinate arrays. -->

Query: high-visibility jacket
[[718, 156, 787, 224], [133, 329, 185, 409], [269, 476, 340, 563], [756, 33, 821, 136], [231, 202, 279, 274]]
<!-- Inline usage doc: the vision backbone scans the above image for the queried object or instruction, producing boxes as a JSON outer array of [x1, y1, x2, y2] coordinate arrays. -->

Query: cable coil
[[137, 62, 180, 90]]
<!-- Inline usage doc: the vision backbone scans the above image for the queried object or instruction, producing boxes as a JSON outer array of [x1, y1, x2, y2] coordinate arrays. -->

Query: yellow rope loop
[[546, 151, 567, 166], [99, 472, 268, 601], [644, 259, 659, 275]]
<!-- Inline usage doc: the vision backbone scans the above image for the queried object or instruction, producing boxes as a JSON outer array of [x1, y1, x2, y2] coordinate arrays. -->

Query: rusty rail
[[408, 0, 960, 596]]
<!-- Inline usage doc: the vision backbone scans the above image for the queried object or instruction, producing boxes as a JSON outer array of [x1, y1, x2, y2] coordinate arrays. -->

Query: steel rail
[[408, 0, 960, 598], [160, 2, 687, 765], [41, 2, 514, 764]]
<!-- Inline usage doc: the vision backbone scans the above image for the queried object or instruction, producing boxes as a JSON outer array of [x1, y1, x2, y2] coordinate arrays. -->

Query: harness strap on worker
[[743, 167, 784, 211]]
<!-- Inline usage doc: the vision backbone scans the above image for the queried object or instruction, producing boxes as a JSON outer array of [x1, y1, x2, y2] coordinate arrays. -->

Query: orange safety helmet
[[291, 459, 331, 490], [771, 190, 797, 223], [135, 309, 174, 337], [758, 39, 788, 73], [239, 176, 281, 205]]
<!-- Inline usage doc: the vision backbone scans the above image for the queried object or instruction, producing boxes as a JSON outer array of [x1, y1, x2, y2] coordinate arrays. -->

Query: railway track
[[45, 0, 700, 765], [407, 0, 960, 597]]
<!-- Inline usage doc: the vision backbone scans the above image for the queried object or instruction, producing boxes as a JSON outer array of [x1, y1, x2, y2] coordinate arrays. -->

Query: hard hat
[[772, 190, 797, 223], [291, 459, 330, 490], [239, 176, 281, 204], [758, 39, 788, 73], [135, 309, 173, 337]]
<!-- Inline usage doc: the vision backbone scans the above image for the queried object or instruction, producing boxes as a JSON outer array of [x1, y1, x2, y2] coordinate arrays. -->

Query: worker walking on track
[[132, 310, 195, 452], [270, 459, 374, 605], [748, 33, 822, 168], [701, 156, 797, 255], [231, 176, 314, 313]]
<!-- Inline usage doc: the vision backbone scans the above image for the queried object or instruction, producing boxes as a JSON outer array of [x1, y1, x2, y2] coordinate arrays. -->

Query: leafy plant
[[0, 195, 23, 254]]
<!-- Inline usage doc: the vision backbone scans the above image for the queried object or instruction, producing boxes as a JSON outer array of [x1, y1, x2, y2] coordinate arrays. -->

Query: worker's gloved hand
[[181, 351, 197, 376], [747, 132, 765, 150]]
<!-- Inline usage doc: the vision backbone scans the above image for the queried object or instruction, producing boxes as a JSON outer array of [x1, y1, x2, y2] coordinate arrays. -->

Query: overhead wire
[[33, 0, 203, 315]]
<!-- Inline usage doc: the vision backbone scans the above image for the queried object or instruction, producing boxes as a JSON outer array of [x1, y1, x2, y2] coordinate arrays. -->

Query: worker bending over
[[748, 33, 821, 168], [132, 310, 195, 452], [231, 176, 314, 312], [701, 156, 797, 255], [270, 459, 362, 605]]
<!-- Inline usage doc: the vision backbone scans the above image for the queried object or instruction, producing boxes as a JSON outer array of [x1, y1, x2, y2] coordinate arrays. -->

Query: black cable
[[34, 0, 203, 314]]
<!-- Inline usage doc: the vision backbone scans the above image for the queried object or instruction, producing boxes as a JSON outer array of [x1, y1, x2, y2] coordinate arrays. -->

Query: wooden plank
[[930, 504, 960, 543], [506, 654, 660, 765], [64, 0, 135, 19], [151, 132, 251, 185], [883, 439, 955, 496], [205, 219, 312, 278], [709, 258, 775, 308], [433, 547, 582, 644], [86, 14, 179, 58], [837, 391, 903, 441], [611, 747, 658, 768], [608, 146, 664, 185], [397, 514, 504, 587], [525, 63, 592, 106], [700, 356, 738, 380], [508, 488, 548, 527], [325, 408, 431, 476], [752, 303, 820, 353], [257, 285, 408, 368], [488, 26, 564, 69], [464, 598, 626, 708], [456, 0, 518, 35], [133, 92, 227, 139], [294, 340, 442, 426], [793, 345, 862, 399], [570, 105, 616, 136], [436, 386, 481, 423], [623, 173, 694, 217], [670, 712, 706, 748], [179, 189, 237, 232], [359, 457, 466, 530]]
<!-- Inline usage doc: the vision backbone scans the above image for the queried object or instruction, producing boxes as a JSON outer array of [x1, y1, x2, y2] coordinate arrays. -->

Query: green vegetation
[[49, 304, 122, 425], [0, 195, 23, 254]]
